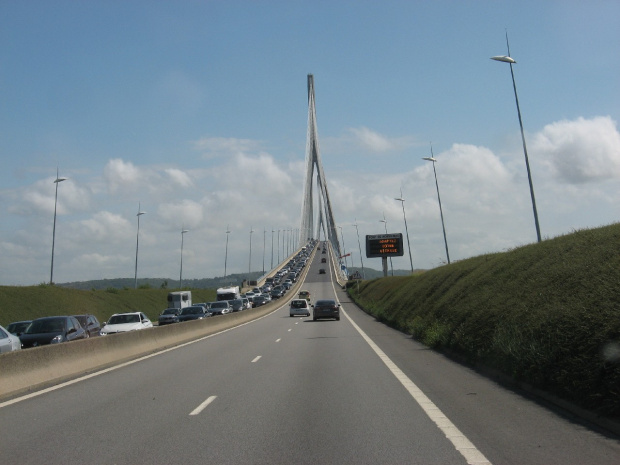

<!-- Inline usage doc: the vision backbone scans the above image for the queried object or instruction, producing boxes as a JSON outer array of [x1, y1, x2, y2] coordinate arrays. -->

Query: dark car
[[209, 301, 232, 315], [6, 320, 31, 337], [178, 306, 212, 322], [158, 308, 181, 325], [229, 299, 245, 312], [252, 295, 268, 307], [321, 257, 326, 263], [312, 299, 340, 321], [73, 314, 101, 337], [20, 316, 88, 348], [270, 287, 285, 299], [319, 268, 326, 274]]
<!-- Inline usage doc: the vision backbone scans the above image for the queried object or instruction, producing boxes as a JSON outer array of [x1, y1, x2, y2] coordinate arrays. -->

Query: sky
[[1, 1, 619, 286]]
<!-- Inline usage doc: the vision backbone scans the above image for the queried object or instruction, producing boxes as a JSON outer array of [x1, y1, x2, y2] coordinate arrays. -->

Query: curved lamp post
[[224, 226, 230, 277], [271, 229, 275, 269], [262, 228, 266, 274], [353, 219, 365, 279], [379, 213, 394, 276], [338, 226, 348, 269], [248, 227, 254, 274], [491, 36, 541, 243], [394, 189, 414, 272], [50, 168, 67, 284], [180, 228, 189, 288], [134, 204, 146, 289], [423, 152, 451, 264]]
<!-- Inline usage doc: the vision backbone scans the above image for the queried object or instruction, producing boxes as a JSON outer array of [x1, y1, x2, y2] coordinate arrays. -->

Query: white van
[[167, 291, 192, 309]]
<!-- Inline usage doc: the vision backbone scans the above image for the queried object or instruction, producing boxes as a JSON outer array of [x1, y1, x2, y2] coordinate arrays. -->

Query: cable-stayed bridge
[[298, 75, 345, 277]]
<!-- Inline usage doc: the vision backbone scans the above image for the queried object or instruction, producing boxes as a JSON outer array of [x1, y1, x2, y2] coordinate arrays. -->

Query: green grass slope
[[347, 223, 620, 418], [0, 287, 216, 327]]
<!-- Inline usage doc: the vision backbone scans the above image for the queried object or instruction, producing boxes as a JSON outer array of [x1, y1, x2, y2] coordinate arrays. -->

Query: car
[[312, 299, 341, 321], [209, 301, 232, 315], [298, 290, 311, 301], [271, 287, 284, 299], [319, 268, 326, 274], [229, 299, 245, 312], [194, 302, 212, 311], [241, 297, 252, 309], [20, 316, 88, 347], [72, 314, 101, 337], [100, 312, 153, 335], [158, 308, 181, 325], [321, 257, 326, 263], [252, 295, 268, 307], [0, 324, 22, 353], [6, 320, 31, 337], [178, 306, 212, 321], [289, 299, 311, 317]]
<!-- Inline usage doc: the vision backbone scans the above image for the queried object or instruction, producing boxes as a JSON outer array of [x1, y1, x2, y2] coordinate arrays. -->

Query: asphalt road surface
[[1, 249, 619, 464]]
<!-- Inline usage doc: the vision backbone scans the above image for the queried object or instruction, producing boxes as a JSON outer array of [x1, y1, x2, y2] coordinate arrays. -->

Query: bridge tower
[[299, 75, 341, 258]]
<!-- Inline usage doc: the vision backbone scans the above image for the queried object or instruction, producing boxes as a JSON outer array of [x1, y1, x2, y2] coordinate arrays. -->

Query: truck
[[167, 291, 192, 309], [216, 286, 240, 301]]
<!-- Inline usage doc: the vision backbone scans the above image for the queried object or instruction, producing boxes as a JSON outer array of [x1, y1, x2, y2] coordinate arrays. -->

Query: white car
[[100, 312, 153, 335], [0, 324, 22, 353], [289, 299, 311, 317]]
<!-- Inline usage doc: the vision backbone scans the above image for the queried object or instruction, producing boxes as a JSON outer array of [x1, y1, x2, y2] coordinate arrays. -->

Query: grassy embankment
[[347, 223, 620, 418], [0, 287, 217, 327]]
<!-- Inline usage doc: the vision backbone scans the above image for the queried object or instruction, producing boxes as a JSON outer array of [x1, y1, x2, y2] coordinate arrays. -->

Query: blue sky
[[1, 1, 619, 285]]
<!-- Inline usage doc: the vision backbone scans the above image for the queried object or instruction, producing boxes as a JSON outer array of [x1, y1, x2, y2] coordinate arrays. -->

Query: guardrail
[[0, 244, 318, 402]]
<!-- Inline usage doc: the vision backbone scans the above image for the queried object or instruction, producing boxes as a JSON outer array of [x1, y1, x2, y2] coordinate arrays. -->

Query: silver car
[[289, 299, 311, 317], [0, 324, 22, 353]]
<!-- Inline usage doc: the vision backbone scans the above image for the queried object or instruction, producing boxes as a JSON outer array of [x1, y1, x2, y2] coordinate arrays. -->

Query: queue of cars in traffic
[[0, 240, 324, 352]]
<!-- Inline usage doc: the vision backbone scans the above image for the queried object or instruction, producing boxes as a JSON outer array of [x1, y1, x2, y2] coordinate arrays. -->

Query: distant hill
[[57, 267, 419, 290], [58, 272, 265, 291]]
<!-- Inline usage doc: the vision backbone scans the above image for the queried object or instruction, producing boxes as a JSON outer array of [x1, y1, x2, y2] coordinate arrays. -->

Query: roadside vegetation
[[0, 287, 216, 327], [347, 223, 620, 418]]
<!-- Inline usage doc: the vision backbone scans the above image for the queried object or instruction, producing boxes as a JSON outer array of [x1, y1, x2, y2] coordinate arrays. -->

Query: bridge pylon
[[299, 74, 341, 258]]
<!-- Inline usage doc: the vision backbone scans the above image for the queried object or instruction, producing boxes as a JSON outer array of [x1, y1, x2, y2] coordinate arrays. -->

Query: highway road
[[1, 247, 619, 464]]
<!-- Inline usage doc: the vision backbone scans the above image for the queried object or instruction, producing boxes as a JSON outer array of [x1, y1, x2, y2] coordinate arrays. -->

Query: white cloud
[[104, 159, 143, 193], [158, 200, 204, 228], [532, 116, 620, 183], [323, 127, 417, 155], [79, 211, 132, 243], [193, 137, 263, 159], [165, 168, 194, 188]]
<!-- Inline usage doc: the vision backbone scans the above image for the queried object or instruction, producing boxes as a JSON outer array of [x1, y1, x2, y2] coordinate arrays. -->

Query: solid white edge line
[[251, 356, 261, 363], [332, 280, 492, 465], [189, 395, 217, 416]]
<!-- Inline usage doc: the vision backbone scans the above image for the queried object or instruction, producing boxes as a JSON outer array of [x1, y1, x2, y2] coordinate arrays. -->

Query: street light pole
[[353, 219, 365, 279], [277, 229, 280, 263], [271, 229, 274, 269], [134, 203, 146, 289], [248, 227, 254, 274], [338, 226, 348, 269], [262, 228, 266, 274], [50, 168, 67, 284], [379, 213, 394, 276], [180, 228, 189, 288], [491, 34, 542, 243], [224, 226, 230, 278], [394, 188, 414, 273], [423, 150, 451, 264]]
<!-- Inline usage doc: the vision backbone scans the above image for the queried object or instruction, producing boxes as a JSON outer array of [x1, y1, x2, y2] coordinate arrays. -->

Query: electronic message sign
[[365, 233, 404, 258]]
